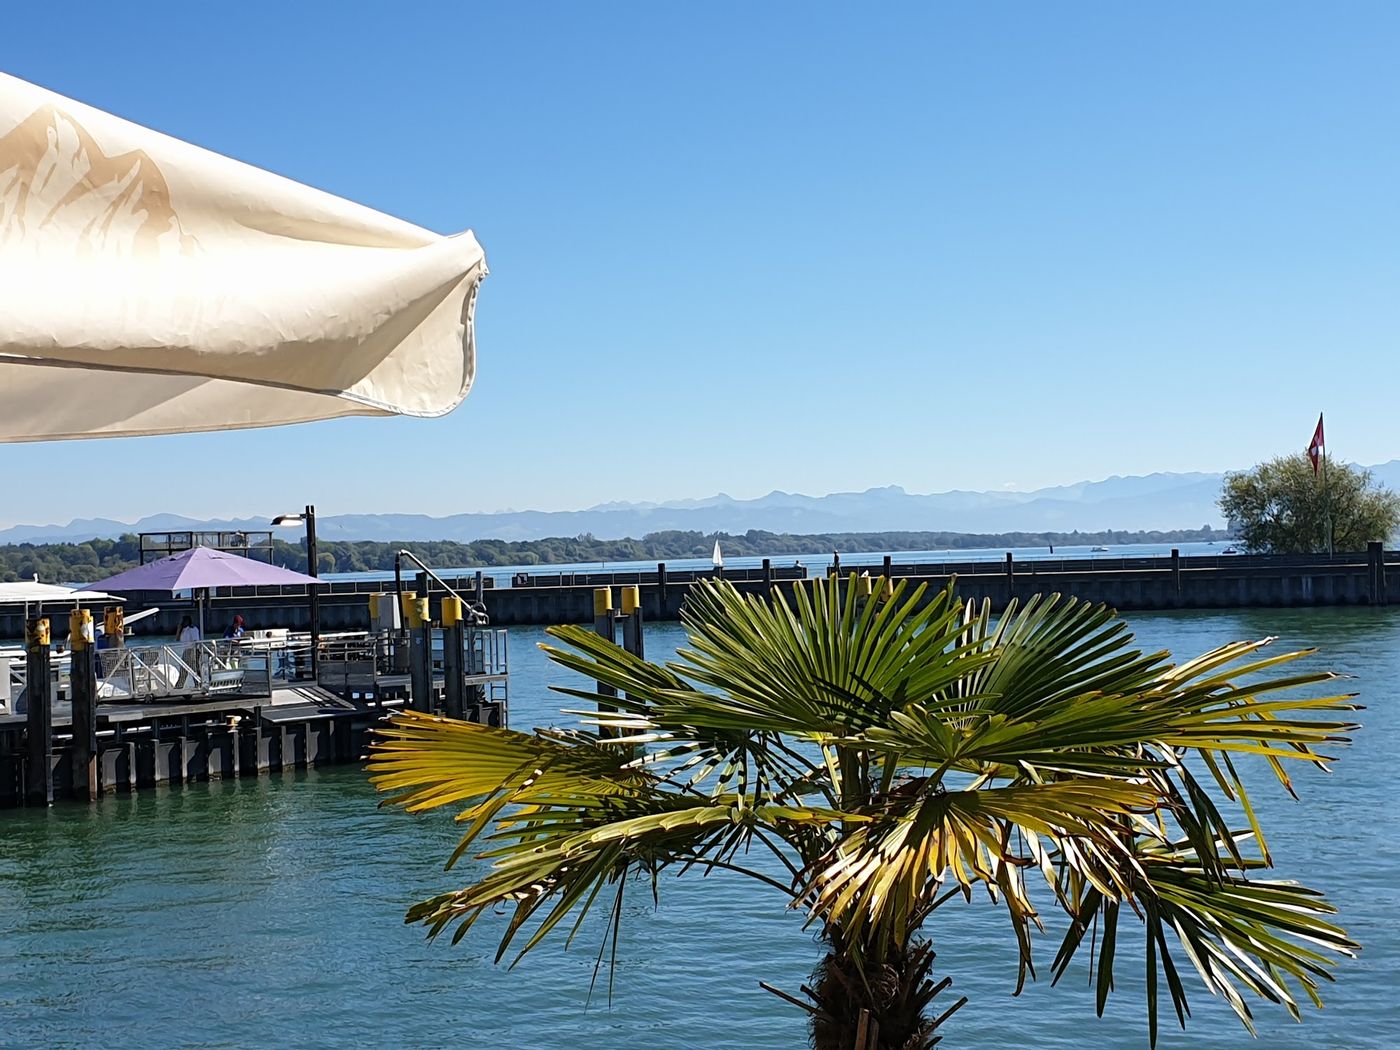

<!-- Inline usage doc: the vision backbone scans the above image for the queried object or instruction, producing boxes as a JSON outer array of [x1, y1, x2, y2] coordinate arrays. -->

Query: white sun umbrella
[[0, 72, 486, 441], [0, 581, 119, 605], [0, 580, 124, 644]]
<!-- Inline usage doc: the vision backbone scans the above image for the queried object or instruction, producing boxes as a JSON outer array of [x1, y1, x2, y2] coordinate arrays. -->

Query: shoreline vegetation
[[0, 526, 1232, 583]]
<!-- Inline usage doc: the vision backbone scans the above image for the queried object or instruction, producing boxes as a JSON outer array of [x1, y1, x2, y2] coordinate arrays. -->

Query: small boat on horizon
[[1220, 546, 1241, 555], [1090, 545, 1110, 552]]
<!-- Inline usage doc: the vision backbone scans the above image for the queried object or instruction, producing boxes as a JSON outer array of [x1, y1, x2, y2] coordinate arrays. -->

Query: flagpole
[[1321, 413, 1333, 556]]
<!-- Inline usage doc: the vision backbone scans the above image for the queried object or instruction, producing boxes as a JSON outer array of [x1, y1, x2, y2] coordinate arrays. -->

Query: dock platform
[[1, 623, 509, 809], [0, 684, 389, 807]]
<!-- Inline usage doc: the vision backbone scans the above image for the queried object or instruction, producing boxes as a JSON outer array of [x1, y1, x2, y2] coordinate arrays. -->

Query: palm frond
[[370, 710, 643, 815], [804, 780, 1159, 958], [372, 576, 1359, 1048], [1051, 838, 1358, 1045], [673, 576, 981, 737]]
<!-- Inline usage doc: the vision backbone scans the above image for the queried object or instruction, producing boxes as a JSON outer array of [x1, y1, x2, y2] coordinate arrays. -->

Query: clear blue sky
[[3, 3, 1397, 527]]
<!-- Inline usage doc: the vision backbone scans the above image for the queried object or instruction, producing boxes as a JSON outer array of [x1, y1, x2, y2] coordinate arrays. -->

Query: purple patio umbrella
[[93, 547, 320, 637]]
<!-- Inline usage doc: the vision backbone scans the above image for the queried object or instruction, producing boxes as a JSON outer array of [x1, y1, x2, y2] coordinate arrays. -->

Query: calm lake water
[[3, 607, 1397, 1049]]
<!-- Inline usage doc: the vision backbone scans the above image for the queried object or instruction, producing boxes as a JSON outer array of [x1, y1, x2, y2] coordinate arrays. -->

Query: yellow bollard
[[593, 587, 613, 616], [69, 608, 94, 651], [413, 596, 430, 629], [103, 605, 124, 640], [621, 586, 641, 615], [26, 617, 50, 649], [855, 574, 873, 598], [400, 591, 417, 627], [441, 596, 463, 626]]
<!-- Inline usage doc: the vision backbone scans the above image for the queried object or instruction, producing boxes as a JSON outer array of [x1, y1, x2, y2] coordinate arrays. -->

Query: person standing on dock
[[176, 616, 201, 686], [223, 615, 245, 640]]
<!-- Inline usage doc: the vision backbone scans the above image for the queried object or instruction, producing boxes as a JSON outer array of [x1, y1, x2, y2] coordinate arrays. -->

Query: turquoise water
[[2, 608, 1397, 1048]]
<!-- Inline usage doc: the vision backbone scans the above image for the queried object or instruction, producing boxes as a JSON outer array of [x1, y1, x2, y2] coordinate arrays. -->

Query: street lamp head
[[271, 513, 305, 527]]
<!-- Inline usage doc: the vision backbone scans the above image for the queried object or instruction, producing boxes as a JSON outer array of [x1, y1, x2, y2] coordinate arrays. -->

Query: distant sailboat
[[712, 540, 724, 570]]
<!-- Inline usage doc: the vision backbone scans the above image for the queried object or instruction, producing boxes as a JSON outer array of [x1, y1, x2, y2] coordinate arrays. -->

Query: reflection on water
[[2, 607, 1397, 1048]]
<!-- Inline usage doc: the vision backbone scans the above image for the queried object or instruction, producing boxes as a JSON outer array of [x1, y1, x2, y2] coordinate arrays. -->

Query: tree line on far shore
[[0, 525, 1232, 584]]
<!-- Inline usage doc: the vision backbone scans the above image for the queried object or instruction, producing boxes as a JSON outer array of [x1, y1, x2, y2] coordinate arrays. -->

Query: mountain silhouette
[[6, 462, 1396, 545]]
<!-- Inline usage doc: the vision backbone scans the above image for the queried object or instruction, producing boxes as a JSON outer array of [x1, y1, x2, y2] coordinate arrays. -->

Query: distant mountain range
[[4, 462, 1398, 545]]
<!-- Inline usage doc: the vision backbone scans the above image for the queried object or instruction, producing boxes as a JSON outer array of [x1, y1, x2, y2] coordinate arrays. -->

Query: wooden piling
[[1368, 541, 1387, 605], [406, 571, 433, 712], [25, 617, 53, 806], [593, 588, 618, 734], [620, 586, 644, 660], [69, 608, 98, 800], [441, 596, 466, 719]]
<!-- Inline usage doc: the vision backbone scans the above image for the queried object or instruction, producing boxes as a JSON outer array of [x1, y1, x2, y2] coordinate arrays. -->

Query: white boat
[[1090, 545, 1110, 553], [711, 540, 724, 569]]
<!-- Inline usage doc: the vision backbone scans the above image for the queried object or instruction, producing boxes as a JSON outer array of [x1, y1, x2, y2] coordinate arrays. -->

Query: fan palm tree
[[370, 577, 1358, 1048]]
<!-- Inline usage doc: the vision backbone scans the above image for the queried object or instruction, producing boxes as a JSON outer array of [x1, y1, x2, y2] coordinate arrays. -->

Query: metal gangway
[[3, 634, 327, 710], [94, 639, 275, 702]]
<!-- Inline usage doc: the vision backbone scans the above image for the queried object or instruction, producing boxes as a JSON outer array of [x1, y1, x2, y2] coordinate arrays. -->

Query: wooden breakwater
[[467, 546, 1396, 624], [3, 548, 1393, 637]]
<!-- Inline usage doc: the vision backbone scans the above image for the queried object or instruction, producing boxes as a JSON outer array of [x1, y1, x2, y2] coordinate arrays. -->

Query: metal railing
[[316, 627, 508, 679], [4, 625, 513, 716], [394, 549, 490, 625], [94, 639, 273, 702], [506, 566, 808, 587], [0, 649, 18, 712]]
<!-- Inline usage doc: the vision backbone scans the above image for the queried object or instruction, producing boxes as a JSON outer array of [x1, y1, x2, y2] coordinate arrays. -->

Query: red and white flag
[[1307, 414, 1325, 475]]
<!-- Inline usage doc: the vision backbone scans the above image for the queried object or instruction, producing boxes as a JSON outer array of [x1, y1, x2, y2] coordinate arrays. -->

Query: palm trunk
[[807, 930, 959, 1050]]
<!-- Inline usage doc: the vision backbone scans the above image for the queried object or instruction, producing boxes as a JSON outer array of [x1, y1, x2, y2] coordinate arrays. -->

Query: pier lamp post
[[272, 505, 320, 676]]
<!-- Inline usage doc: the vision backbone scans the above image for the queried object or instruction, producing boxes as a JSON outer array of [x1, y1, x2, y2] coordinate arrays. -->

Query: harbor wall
[[3, 549, 1394, 635], [454, 547, 1398, 624]]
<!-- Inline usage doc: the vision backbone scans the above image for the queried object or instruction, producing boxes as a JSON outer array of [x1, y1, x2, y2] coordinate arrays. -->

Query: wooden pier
[[1, 616, 508, 809], [0, 685, 383, 807]]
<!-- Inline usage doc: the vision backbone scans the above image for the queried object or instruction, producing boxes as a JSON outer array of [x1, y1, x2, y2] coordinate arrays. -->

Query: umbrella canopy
[[0, 72, 486, 442], [0, 581, 120, 605], [92, 547, 319, 593]]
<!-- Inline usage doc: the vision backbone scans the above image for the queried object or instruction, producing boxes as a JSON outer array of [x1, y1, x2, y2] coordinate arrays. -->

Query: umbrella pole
[[199, 590, 206, 639]]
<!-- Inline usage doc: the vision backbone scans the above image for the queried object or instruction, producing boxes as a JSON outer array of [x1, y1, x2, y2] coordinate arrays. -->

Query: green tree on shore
[[371, 577, 1356, 1048], [1220, 455, 1400, 554]]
